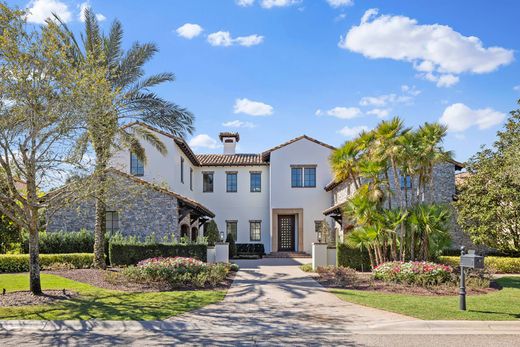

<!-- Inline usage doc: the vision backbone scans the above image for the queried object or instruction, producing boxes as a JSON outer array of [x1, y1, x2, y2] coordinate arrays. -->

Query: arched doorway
[[180, 224, 189, 239], [191, 227, 198, 242]]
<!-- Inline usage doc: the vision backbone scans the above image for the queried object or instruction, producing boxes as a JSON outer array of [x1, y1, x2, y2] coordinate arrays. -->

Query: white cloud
[[359, 94, 411, 107], [79, 2, 106, 23], [326, 0, 354, 8], [207, 31, 264, 47], [176, 23, 203, 39], [366, 108, 390, 118], [260, 0, 300, 9], [234, 98, 273, 116], [236, 0, 255, 6], [26, 0, 72, 24], [401, 84, 421, 96], [222, 120, 256, 128], [439, 103, 505, 132], [188, 134, 221, 149], [315, 107, 362, 119], [235, 34, 264, 47], [340, 8, 514, 87], [338, 125, 369, 138], [514, 85, 520, 92]]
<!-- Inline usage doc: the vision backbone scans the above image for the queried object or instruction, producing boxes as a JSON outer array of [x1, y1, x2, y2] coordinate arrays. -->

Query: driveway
[[1, 258, 520, 346]]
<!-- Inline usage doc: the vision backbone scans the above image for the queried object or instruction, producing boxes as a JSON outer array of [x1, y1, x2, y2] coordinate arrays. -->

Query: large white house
[[48, 122, 463, 254]]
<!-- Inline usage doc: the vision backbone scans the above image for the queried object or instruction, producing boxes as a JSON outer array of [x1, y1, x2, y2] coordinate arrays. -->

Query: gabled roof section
[[197, 153, 268, 166], [261, 135, 336, 161], [108, 168, 215, 218], [121, 122, 200, 166]]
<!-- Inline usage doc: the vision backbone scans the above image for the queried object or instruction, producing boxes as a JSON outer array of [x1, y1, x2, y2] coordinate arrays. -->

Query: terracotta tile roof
[[455, 172, 471, 186], [219, 132, 240, 142], [262, 135, 336, 161], [196, 153, 268, 166], [108, 168, 215, 218]]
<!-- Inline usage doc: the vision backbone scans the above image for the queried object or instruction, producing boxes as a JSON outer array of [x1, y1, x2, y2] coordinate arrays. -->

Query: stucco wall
[[269, 138, 334, 253], [47, 173, 179, 241]]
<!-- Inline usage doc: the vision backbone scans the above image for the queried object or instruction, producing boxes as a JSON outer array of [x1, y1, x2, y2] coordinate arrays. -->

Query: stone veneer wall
[[47, 173, 179, 241], [331, 163, 476, 249]]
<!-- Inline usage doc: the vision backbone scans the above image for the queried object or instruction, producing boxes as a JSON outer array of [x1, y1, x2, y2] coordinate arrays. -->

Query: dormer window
[[130, 153, 144, 176]]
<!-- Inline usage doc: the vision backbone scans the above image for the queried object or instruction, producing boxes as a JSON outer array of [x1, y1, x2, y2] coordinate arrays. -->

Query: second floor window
[[250, 172, 261, 192], [105, 211, 119, 234], [400, 175, 412, 189], [203, 172, 214, 192], [180, 157, 184, 183], [227, 172, 237, 192], [190, 168, 193, 191], [291, 166, 316, 187], [226, 220, 237, 241], [130, 153, 144, 176]]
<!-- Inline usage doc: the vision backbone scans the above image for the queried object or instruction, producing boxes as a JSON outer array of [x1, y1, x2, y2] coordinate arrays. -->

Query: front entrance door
[[278, 215, 295, 252]]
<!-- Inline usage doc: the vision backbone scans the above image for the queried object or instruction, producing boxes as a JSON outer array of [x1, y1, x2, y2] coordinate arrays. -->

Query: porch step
[[265, 252, 311, 258]]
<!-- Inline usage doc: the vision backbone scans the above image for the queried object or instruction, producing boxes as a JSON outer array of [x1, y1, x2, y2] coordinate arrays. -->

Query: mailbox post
[[459, 246, 485, 311]]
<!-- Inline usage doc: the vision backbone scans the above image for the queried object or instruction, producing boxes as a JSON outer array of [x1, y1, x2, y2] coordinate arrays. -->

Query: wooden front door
[[278, 215, 295, 252]]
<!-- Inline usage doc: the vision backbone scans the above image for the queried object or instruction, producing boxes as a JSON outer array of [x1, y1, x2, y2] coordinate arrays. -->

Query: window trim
[[202, 171, 214, 193], [249, 220, 261, 242], [250, 171, 262, 193], [226, 171, 238, 193], [291, 165, 317, 188]]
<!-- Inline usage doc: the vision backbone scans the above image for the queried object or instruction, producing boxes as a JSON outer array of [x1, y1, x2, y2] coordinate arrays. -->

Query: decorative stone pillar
[[207, 246, 216, 264], [327, 246, 337, 267], [215, 242, 229, 263], [312, 243, 328, 271]]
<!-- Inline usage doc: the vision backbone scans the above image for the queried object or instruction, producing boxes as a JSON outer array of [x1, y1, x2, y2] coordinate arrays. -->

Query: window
[[250, 172, 261, 192], [130, 153, 144, 176], [291, 166, 316, 188], [226, 172, 237, 192], [203, 172, 214, 192], [180, 157, 184, 183], [291, 167, 303, 187], [250, 221, 261, 241], [106, 211, 119, 233], [226, 221, 237, 241], [400, 175, 412, 189], [190, 168, 193, 191]]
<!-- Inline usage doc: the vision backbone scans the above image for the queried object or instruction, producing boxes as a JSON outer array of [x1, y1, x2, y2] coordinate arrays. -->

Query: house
[[48, 122, 465, 254]]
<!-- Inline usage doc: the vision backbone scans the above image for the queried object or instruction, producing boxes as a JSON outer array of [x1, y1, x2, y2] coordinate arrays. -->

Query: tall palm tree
[[347, 226, 377, 269], [330, 140, 361, 189], [55, 9, 194, 268], [408, 204, 450, 260]]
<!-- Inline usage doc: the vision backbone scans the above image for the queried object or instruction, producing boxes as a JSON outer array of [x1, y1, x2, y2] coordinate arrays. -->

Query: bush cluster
[[438, 256, 520, 274], [373, 261, 453, 286], [317, 265, 358, 287], [21, 230, 96, 254], [337, 243, 371, 272], [235, 243, 265, 258], [0, 253, 94, 273], [109, 243, 207, 266], [122, 257, 229, 288]]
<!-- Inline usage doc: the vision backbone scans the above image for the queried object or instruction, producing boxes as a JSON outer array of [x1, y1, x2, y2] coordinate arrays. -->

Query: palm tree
[[347, 226, 377, 269], [408, 204, 450, 260], [55, 9, 194, 268], [380, 208, 408, 261], [330, 140, 361, 189]]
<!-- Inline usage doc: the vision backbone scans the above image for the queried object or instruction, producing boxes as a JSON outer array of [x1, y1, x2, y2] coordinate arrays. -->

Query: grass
[[332, 277, 520, 320], [299, 263, 313, 272], [0, 273, 226, 320]]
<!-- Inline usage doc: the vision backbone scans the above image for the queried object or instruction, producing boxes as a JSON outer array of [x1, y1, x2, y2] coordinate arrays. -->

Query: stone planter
[[207, 246, 216, 264], [312, 243, 328, 271], [215, 242, 229, 263], [327, 246, 337, 267]]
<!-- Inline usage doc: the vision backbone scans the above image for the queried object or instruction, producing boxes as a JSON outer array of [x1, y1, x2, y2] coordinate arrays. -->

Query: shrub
[[21, 230, 95, 254], [0, 253, 94, 273], [299, 263, 313, 272], [337, 243, 371, 272], [229, 263, 239, 272], [235, 243, 265, 258], [109, 242, 207, 266], [438, 256, 520, 274], [204, 221, 220, 246], [373, 261, 453, 286], [225, 233, 237, 259], [122, 257, 229, 289], [317, 266, 358, 287]]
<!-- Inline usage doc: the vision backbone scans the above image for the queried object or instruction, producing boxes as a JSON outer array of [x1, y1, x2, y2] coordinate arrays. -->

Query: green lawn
[[0, 273, 226, 320], [332, 277, 520, 320]]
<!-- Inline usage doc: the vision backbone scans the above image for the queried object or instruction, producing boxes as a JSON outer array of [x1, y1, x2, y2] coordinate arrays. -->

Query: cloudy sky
[[13, 0, 520, 161]]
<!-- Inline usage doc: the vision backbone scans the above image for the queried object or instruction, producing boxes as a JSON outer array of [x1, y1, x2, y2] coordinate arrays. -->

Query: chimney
[[219, 132, 240, 155]]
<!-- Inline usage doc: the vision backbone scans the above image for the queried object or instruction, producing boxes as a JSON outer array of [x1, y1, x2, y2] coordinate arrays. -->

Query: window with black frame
[[203, 172, 214, 192], [250, 172, 261, 192], [250, 221, 261, 241], [130, 152, 144, 176], [226, 220, 237, 241], [106, 211, 119, 233], [291, 166, 316, 187], [226, 172, 237, 192]]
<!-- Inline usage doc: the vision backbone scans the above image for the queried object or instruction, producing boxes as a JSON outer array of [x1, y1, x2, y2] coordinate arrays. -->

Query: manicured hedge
[[438, 256, 520, 274], [337, 243, 371, 272], [109, 243, 207, 266], [235, 243, 265, 258], [0, 253, 94, 273], [21, 230, 95, 254]]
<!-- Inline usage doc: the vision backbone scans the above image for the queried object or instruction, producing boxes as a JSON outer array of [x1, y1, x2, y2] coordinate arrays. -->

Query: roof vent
[[219, 132, 239, 155]]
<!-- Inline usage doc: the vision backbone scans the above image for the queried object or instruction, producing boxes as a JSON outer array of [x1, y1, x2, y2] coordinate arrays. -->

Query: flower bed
[[373, 261, 453, 286], [122, 257, 230, 289]]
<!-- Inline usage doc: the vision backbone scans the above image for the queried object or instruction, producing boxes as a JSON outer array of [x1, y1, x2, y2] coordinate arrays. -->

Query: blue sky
[[13, 0, 520, 161]]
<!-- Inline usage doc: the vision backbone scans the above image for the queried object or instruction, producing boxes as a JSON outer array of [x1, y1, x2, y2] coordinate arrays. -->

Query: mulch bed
[[0, 290, 78, 307], [315, 273, 500, 296], [45, 268, 236, 292]]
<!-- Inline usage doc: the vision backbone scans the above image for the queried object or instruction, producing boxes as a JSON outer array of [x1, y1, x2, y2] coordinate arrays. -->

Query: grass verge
[[332, 277, 520, 320], [0, 273, 225, 320]]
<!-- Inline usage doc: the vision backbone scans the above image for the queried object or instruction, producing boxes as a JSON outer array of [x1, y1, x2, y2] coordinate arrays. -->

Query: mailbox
[[460, 251, 484, 269]]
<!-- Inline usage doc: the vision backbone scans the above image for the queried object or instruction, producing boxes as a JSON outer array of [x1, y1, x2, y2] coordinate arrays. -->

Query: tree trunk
[[28, 223, 42, 295], [367, 245, 376, 269], [390, 158, 406, 260], [384, 170, 392, 209], [93, 159, 107, 269], [410, 227, 415, 261]]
